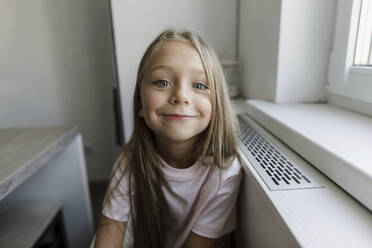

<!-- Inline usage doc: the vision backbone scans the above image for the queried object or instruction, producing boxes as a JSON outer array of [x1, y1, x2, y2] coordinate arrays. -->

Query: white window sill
[[234, 99, 372, 212]]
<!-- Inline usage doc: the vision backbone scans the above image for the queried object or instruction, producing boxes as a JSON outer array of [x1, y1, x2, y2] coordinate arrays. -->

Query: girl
[[94, 28, 242, 248]]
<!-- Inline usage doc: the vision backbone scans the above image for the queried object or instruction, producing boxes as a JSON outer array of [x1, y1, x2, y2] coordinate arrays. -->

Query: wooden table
[[0, 127, 93, 247]]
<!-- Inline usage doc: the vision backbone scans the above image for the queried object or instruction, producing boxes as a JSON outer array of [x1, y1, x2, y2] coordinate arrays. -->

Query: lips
[[162, 114, 196, 120]]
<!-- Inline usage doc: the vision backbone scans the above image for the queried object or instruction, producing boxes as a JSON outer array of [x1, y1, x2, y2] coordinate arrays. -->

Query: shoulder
[[107, 152, 133, 194], [220, 155, 242, 183], [111, 152, 132, 179], [201, 155, 242, 185]]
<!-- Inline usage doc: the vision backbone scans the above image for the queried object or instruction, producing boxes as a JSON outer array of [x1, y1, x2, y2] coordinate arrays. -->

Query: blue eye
[[193, 82, 208, 90], [153, 80, 170, 87]]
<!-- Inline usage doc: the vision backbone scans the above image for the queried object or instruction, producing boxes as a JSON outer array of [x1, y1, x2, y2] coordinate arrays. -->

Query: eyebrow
[[150, 64, 206, 77]]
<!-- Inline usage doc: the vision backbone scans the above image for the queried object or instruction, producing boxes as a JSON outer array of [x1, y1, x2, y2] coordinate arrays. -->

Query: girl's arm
[[94, 214, 127, 248], [183, 231, 216, 248]]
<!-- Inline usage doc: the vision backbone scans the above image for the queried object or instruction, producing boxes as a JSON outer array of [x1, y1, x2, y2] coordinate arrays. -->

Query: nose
[[169, 84, 190, 105]]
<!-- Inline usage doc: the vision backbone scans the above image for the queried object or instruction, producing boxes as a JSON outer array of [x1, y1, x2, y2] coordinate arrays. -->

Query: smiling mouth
[[162, 114, 196, 120]]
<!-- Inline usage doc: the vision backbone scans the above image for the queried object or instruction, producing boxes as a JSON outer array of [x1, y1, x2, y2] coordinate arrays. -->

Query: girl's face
[[139, 40, 212, 145]]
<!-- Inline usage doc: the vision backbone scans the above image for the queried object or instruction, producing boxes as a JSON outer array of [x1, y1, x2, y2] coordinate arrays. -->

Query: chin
[[163, 134, 200, 143]]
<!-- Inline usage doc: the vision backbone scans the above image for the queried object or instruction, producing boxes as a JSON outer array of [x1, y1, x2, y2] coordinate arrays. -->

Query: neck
[[154, 135, 199, 169]]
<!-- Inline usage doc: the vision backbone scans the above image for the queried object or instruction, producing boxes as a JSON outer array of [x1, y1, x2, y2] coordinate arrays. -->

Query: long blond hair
[[105, 28, 240, 248]]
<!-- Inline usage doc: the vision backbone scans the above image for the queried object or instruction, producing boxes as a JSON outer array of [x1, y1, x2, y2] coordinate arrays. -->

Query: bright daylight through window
[[354, 0, 372, 66], [327, 0, 372, 105]]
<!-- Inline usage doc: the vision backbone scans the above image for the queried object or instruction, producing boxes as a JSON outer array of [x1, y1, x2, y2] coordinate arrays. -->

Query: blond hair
[[104, 28, 240, 248]]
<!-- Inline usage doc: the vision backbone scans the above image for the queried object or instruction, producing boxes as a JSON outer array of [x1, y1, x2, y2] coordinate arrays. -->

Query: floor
[[89, 181, 108, 230]]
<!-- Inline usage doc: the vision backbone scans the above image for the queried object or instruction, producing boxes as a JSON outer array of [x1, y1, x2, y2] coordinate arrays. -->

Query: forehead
[[147, 40, 206, 74]]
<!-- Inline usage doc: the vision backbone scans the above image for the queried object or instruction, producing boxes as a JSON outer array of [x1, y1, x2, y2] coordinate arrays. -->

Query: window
[[327, 0, 372, 104], [354, 0, 372, 66]]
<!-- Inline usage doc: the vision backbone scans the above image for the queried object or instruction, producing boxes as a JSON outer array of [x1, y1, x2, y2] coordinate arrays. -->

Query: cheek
[[198, 95, 212, 120], [141, 89, 166, 113]]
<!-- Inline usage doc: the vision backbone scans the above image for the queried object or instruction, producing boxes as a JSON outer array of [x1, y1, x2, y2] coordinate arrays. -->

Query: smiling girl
[[94, 29, 242, 248]]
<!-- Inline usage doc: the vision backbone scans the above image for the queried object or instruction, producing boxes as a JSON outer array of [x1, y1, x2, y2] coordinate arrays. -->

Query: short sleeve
[[101, 155, 131, 222], [192, 158, 243, 238]]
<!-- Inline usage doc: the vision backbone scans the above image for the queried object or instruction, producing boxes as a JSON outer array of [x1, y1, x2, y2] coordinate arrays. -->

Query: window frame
[[327, 0, 372, 104]]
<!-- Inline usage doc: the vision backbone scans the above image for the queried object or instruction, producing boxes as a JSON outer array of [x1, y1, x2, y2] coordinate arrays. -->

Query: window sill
[[235, 99, 372, 212]]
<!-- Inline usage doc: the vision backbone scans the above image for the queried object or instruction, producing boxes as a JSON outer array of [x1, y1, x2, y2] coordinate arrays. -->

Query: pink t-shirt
[[102, 155, 242, 248]]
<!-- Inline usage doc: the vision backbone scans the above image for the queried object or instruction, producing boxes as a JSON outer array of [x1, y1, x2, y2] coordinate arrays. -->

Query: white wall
[[239, 0, 336, 103], [110, 0, 239, 142], [0, 0, 119, 181], [239, 0, 281, 101], [276, 0, 336, 103]]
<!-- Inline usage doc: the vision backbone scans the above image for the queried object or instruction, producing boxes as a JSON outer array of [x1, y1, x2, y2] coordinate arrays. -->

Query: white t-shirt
[[102, 155, 242, 248]]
